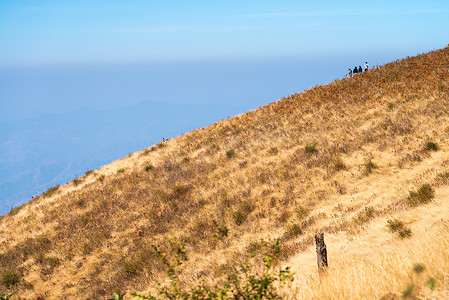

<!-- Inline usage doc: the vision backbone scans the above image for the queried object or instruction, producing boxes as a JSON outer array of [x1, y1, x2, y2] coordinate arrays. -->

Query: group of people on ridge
[[348, 62, 369, 77]]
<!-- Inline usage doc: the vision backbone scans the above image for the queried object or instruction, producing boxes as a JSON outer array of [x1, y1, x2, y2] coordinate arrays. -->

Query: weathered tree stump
[[315, 232, 328, 271]]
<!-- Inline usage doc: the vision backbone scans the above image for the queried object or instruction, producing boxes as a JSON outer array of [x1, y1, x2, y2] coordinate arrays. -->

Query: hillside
[[1, 46, 449, 299]]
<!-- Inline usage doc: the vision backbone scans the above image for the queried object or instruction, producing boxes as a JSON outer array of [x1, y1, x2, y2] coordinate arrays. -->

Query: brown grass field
[[1, 45, 449, 299]]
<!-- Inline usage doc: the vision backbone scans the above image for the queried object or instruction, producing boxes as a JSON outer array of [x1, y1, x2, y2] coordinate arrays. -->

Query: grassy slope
[[1, 46, 449, 299]]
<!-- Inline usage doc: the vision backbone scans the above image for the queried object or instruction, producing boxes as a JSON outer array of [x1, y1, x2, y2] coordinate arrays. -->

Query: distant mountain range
[[0, 101, 244, 214]]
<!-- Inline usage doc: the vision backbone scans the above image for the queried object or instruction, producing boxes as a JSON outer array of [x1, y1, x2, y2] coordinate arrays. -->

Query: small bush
[[304, 145, 317, 154], [123, 260, 141, 276], [363, 159, 378, 175], [406, 183, 434, 207], [282, 224, 303, 240], [268, 147, 279, 155], [8, 204, 24, 216], [426, 278, 436, 290], [72, 178, 82, 186], [75, 198, 86, 207], [84, 170, 94, 176], [333, 159, 346, 171], [181, 157, 190, 164], [132, 240, 293, 300], [1, 270, 19, 288], [117, 168, 126, 174], [212, 220, 229, 239], [226, 149, 236, 159], [97, 175, 105, 182], [296, 206, 309, 220], [233, 210, 246, 225], [424, 142, 438, 151], [387, 219, 412, 238], [42, 185, 60, 198], [398, 229, 412, 238], [353, 207, 375, 224], [144, 164, 153, 172], [386, 219, 404, 232], [413, 263, 425, 274], [0, 292, 15, 299]]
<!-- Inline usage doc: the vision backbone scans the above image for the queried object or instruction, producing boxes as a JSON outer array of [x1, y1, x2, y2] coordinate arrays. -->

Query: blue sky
[[1, 0, 448, 66]]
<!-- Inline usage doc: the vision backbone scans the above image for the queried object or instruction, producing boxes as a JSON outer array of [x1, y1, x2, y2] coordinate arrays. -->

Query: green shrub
[[0, 270, 19, 288], [387, 219, 412, 238], [232, 210, 246, 225], [72, 178, 82, 186], [424, 142, 438, 151], [296, 206, 309, 220], [131, 240, 293, 300], [97, 175, 106, 182], [117, 168, 126, 174], [212, 220, 229, 240], [123, 260, 141, 276], [0, 292, 15, 299], [85, 170, 94, 176], [333, 159, 346, 171], [226, 149, 236, 159], [363, 159, 378, 175], [42, 185, 60, 198], [8, 204, 24, 216], [144, 164, 153, 172], [304, 145, 317, 154], [413, 263, 425, 274], [386, 219, 404, 232], [282, 224, 303, 240], [268, 147, 279, 155], [406, 183, 434, 207], [353, 207, 375, 224], [398, 229, 412, 238]]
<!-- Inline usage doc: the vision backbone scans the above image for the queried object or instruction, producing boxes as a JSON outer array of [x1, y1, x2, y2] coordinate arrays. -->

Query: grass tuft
[[424, 141, 438, 152], [406, 183, 434, 207], [42, 185, 60, 198], [0, 270, 19, 288], [363, 159, 378, 175], [226, 149, 236, 159], [386, 219, 412, 238], [304, 145, 317, 154]]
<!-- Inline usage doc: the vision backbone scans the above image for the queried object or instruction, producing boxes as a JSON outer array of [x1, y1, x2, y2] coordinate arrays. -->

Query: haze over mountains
[[0, 101, 245, 214]]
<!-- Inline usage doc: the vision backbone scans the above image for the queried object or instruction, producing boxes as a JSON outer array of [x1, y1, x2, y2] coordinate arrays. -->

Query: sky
[[0, 0, 448, 67]]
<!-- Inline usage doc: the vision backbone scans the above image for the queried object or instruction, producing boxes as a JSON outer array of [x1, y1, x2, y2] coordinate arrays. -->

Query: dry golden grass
[[0, 45, 449, 299]]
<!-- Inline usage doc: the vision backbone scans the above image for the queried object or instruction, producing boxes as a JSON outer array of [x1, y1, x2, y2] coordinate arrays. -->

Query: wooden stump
[[315, 232, 328, 271]]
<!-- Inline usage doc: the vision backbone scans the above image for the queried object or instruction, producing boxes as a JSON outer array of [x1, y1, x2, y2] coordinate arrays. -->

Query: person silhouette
[[348, 68, 353, 77], [364, 62, 369, 72], [358, 66, 362, 73], [353, 66, 358, 75]]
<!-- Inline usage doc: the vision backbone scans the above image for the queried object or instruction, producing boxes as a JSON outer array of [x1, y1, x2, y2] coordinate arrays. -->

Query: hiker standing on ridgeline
[[358, 66, 362, 73], [348, 68, 353, 77], [364, 62, 369, 72], [353, 66, 358, 75]]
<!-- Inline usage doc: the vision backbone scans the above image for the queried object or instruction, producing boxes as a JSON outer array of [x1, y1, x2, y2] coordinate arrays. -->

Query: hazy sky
[[1, 0, 448, 66]]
